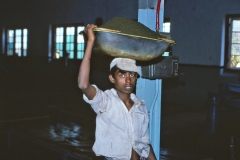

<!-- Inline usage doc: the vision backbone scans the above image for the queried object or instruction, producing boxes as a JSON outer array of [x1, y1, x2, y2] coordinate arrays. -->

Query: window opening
[[77, 26, 85, 59], [162, 19, 171, 57], [66, 27, 75, 59], [55, 27, 64, 58], [6, 28, 28, 57], [163, 22, 170, 33], [53, 23, 84, 60], [225, 15, 240, 71]]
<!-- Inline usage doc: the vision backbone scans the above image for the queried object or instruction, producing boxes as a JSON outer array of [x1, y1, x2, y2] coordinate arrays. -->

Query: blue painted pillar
[[137, 1, 164, 159]]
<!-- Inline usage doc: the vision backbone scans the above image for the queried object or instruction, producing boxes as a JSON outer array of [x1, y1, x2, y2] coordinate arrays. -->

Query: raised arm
[[78, 24, 97, 100]]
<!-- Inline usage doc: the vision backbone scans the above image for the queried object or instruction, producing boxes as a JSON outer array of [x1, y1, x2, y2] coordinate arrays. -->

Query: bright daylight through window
[[162, 21, 171, 56], [54, 25, 85, 60], [7, 29, 28, 57], [226, 16, 240, 69]]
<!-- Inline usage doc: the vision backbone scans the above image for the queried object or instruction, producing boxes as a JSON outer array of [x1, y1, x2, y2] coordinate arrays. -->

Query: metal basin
[[93, 28, 176, 61]]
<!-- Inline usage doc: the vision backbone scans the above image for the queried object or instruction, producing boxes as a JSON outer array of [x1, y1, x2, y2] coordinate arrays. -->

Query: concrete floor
[[160, 102, 240, 160], [1, 102, 239, 160]]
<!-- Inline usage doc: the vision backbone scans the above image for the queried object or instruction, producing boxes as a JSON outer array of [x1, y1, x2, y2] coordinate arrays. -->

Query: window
[[225, 14, 240, 70], [6, 28, 28, 56], [162, 18, 171, 56], [52, 23, 85, 60], [163, 21, 170, 33]]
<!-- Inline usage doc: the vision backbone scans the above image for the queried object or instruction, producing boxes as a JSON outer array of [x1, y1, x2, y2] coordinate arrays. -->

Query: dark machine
[[141, 56, 179, 79]]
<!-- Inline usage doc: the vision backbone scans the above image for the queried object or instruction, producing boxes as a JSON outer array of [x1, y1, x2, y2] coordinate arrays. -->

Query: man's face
[[109, 69, 138, 95]]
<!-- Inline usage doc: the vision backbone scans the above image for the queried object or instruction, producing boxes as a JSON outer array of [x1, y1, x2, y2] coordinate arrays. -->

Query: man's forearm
[[78, 40, 94, 90]]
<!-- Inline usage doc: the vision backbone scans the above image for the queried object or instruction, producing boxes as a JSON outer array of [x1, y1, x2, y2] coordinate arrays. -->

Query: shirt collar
[[110, 88, 144, 107]]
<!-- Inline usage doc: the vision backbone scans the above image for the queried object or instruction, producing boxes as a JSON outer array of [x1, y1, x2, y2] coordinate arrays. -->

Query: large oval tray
[[93, 28, 176, 61]]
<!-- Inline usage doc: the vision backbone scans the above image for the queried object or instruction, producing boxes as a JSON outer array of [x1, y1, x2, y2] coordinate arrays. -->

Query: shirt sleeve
[[83, 85, 108, 114]]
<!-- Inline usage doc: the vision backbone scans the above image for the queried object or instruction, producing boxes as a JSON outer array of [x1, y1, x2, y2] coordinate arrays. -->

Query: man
[[78, 24, 156, 160]]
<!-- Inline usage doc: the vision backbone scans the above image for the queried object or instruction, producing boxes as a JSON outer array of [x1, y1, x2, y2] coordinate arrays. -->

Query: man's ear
[[109, 74, 115, 84]]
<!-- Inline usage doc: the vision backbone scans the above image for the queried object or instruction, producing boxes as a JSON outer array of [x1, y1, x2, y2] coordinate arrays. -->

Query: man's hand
[[84, 24, 97, 42]]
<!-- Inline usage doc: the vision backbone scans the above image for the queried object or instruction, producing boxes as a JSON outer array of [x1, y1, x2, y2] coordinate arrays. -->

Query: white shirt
[[83, 85, 150, 160]]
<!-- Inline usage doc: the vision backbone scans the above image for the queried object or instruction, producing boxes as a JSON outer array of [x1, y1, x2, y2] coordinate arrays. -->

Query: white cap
[[110, 58, 140, 72]]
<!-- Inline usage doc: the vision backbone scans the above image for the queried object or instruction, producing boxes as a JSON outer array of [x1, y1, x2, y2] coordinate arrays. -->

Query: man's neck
[[117, 92, 133, 111]]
